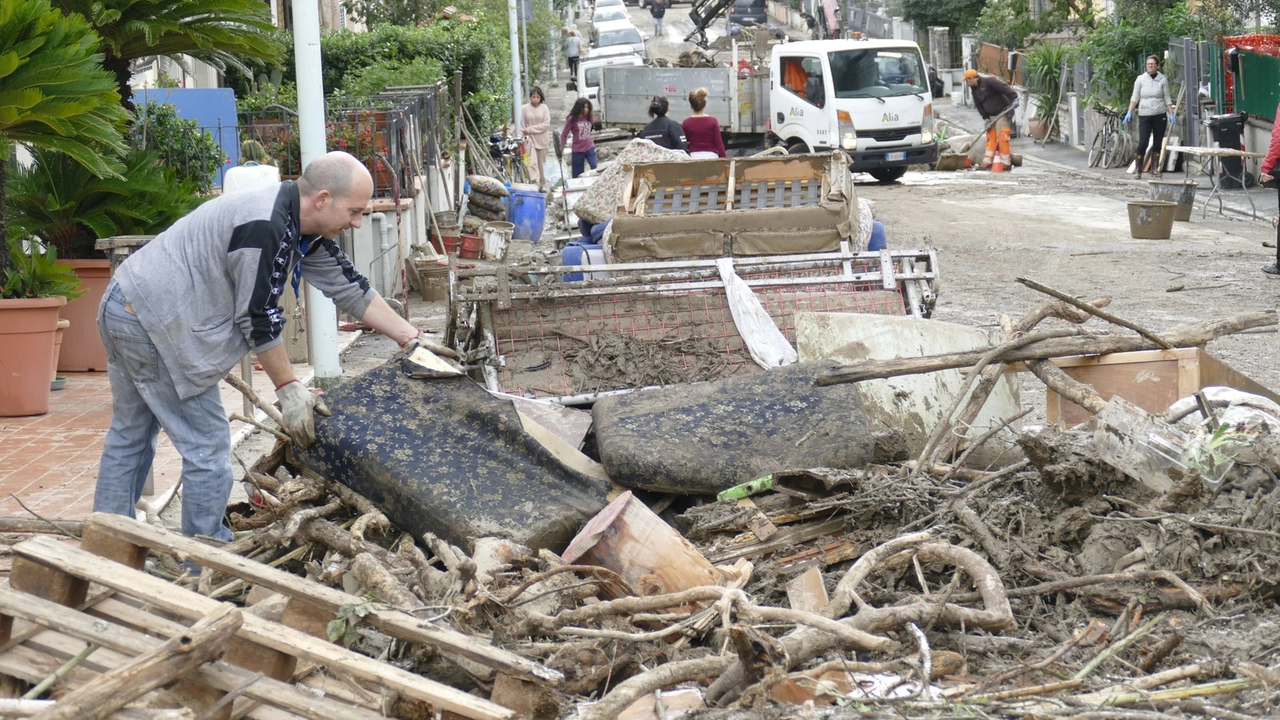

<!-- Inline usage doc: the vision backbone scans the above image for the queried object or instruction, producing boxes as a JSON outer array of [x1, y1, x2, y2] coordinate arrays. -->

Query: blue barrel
[[508, 188, 546, 243]]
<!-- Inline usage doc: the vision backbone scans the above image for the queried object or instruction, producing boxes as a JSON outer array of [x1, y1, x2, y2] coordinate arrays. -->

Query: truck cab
[[770, 39, 937, 182]]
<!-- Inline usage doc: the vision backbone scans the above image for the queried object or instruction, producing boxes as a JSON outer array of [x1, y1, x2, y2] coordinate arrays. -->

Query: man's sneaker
[[1263, 264, 1280, 276]]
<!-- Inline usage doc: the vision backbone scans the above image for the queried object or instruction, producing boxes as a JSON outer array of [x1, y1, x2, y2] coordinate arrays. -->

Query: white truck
[[598, 38, 938, 182]]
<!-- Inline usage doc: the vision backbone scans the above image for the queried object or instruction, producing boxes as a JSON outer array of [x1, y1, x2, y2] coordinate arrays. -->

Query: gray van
[[728, 0, 767, 26]]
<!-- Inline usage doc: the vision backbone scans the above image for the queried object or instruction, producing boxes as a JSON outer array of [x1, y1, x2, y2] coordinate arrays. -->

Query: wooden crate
[[0, 513, 553, 719], [1044, 347, 1280, 428]]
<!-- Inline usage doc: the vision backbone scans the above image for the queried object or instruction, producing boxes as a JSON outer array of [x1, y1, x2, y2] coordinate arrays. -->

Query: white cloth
[[690, 150, 719, 159]]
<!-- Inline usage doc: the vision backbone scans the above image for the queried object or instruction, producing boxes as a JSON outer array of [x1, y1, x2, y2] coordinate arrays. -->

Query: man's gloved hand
[[399, 330, 461, 360], [1169, 113, 1177, 126], [276, 380, 330, 447], [1122, 110, 1133, 125]]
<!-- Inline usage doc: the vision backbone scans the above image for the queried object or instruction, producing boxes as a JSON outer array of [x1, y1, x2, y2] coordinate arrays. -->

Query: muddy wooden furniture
[[1035, 347, 1280, 428], [0, 513, 561, 719]]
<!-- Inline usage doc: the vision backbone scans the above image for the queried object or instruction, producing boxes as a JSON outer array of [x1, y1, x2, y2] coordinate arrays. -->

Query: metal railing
[[125, 84, 443, 197]]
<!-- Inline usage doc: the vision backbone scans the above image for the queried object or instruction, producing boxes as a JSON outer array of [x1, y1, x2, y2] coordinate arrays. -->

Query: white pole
[[510, 0, 524, 136], [293, 0, 341, 386], [550, 0, 558, 84], [521, 0, 531, 94]]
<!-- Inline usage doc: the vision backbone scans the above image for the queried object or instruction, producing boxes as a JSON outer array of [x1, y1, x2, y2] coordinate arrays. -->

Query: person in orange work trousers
[[964, 68, 1018, 172]]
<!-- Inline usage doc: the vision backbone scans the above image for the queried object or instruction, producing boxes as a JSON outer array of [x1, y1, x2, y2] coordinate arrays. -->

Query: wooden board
[[1036, 348, 1280, 428], [12, 534, 515, 720], [0, 586, 383, 720], [81, 513, 556, 685]]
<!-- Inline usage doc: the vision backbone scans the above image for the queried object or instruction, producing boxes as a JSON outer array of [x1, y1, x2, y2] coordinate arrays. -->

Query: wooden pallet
[[0, 513, 556, 719]]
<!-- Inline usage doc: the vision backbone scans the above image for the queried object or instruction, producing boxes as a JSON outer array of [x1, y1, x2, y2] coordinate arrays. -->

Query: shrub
[[129, 102, 227, 194]]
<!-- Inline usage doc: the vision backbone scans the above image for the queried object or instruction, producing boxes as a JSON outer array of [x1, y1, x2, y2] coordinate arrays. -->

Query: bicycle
[[1087, 106, 1135, 170], [489, 134, 530, 185]]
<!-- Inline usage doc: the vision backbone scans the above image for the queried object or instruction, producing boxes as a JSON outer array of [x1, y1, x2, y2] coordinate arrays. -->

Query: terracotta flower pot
[[0, 296, 67, 417], [56, 258, 111, 372], [51, 319, 70, 383]]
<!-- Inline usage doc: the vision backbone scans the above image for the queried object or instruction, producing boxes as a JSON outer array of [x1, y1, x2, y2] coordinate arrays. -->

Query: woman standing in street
[[1124, 54, 1176, 180], [521, 87, 551, 190], [561, 98, 597, 178], [639, 96, 687, 151], [566, 29, 581, 79], [682, 87, 725, 158]]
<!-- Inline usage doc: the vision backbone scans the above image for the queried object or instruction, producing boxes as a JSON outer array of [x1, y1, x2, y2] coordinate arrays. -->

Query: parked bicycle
[[1087, 106, 1135, 170], [489, 134, 530, 185]]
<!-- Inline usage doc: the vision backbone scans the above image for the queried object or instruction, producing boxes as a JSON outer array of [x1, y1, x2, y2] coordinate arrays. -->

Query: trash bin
[[1207, 113, 1250, 188]]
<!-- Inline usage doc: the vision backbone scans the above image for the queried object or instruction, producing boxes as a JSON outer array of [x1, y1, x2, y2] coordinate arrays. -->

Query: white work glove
[[276, 380, 330, 447]]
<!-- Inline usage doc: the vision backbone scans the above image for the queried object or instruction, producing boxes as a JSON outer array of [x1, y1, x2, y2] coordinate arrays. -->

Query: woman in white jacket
[[1124, 54, 1176, 179]]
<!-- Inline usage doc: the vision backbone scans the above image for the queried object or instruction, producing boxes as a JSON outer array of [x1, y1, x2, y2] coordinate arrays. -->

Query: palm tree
[[0, 0, 130, 270], [52, 0, 285, 109]]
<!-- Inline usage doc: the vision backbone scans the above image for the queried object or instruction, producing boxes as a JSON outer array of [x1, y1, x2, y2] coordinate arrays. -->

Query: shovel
[[552, 132, 573, 230], [935, 104, 1015, 172]]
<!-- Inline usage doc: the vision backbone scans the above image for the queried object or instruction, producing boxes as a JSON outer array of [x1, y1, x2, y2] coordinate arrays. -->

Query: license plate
[[885, 151, 907, 162]]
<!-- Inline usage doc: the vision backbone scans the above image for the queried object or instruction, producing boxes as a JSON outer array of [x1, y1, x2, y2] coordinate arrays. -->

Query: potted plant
[[1025, 42, 1074, 143], [7, 146, 203, 372], [0, 239, 84, 416]]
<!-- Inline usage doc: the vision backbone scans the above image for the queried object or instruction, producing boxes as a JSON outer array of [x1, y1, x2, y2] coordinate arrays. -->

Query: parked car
[[590, 5, 631, 41], [594, 0, 627, 9], [593, 20, 646, 58], [728, 0, 767, 26]]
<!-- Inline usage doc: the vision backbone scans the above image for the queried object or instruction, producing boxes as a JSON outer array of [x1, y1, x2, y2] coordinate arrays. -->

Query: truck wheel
[[786, 141, 809, 155], [869, 167, 907, 183]]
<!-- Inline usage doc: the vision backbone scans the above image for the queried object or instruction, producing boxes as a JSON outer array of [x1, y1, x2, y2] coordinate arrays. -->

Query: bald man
[[95, 151, 422, 542]]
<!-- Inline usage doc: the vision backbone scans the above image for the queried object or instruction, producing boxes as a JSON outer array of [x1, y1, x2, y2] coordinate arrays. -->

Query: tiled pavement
[[0, 336, 357, 523]]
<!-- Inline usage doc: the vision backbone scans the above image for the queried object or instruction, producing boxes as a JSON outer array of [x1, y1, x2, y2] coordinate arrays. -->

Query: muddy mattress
[[591, 361, 910, 494], [295, 363, 612, 551]]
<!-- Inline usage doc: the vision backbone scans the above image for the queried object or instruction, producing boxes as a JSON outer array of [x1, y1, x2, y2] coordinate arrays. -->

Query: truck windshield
[[828, 49, 926, 98]]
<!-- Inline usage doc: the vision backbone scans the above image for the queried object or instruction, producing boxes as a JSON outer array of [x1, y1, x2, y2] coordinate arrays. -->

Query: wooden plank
[[0, 588, 385, 720], [28, 604, 242, 720], [0, 699, 190, 719], [0, 642, 100, 687], [87, 600, 379, 717], [13, 535, 515, 720], [10, 554, 88, 607], [785, 567, 829, 614], [82, 513, 556, 685]]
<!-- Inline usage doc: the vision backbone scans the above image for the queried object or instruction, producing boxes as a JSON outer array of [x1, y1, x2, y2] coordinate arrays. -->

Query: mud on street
[[858, 162, 1280, 420]]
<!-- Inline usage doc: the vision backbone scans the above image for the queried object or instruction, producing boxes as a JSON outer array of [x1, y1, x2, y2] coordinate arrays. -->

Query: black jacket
[[972, 75, 1018, 121], [640, 115, 687, 151], [650, 0, 666, 18]]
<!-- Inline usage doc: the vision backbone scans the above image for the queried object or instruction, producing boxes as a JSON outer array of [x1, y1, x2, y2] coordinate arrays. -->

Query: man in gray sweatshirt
[[94, 151, 423, 542]]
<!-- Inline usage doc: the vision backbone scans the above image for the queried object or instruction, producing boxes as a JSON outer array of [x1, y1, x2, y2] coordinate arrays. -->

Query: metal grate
[[860, 128, 916, 143]]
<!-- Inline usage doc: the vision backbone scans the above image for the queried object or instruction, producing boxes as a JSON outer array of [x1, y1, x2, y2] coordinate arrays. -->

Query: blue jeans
[[571, 148, 598, 178], [95, 281, 234, 541]]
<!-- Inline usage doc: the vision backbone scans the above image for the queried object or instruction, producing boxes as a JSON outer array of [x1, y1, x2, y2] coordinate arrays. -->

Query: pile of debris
[[4, 291, 1280, 719]]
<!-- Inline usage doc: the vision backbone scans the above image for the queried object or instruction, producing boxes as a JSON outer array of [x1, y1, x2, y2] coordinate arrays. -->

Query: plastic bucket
[[1148, 180, 1197, 222], [432, 222, 460, 254], [481, 221, 515, 261], [442, 235, 462, 255], [508, 187, 547, 243], [1127, 200, 1178, 240], [459, 234, 483, 259]]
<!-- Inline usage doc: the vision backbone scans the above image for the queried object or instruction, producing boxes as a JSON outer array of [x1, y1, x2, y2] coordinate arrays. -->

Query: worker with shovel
[[964, 69, 1018, 173], [94, 151, 426, 544]]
